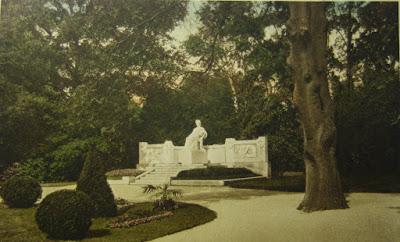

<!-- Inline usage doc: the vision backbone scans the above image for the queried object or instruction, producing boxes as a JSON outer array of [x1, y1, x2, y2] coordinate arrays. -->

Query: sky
[[170, 1, 204, 43]]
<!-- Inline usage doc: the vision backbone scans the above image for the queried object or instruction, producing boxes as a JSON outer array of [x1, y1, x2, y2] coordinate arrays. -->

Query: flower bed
[[108, 211, 174, 228], [106, 169, 144, 177]]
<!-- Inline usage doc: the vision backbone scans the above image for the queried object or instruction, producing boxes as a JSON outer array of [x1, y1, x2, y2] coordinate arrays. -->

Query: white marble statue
[[185, 119, 208, 151]]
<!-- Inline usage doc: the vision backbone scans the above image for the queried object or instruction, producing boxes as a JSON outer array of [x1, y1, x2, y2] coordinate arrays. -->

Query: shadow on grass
[[344, 174, 400, 193], [182, 188, 291, 203], [87, 228, 112, 238], [388, 206, 400, 214], [226, 176, 306, 193], [226, 174, 400, 194]]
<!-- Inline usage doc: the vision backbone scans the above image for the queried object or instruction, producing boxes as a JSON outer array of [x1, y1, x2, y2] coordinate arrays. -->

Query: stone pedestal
[[185, 150, 207, 165]]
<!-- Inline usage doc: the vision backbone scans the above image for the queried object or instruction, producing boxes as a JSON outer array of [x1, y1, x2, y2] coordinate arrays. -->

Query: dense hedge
[[176, 167, 258, 180], [35, 189, 94, 240], [76, 150, 117, 217], [0, 176, 42, 208]]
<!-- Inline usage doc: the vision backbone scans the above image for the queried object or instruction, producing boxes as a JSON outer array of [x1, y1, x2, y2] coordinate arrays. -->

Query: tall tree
[[0, 0, 187, 180], [287, 3, 348, 211]]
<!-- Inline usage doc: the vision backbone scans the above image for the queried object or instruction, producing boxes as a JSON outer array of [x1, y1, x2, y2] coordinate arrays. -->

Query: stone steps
[[133, 164, 207, 185], [133, 166, 180, 185]]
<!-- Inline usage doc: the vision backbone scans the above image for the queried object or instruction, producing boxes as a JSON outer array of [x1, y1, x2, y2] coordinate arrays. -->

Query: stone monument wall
[[138, 136, 271, 177]]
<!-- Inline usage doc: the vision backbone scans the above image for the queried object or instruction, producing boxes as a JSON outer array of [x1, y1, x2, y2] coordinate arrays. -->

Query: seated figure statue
[[185, 119, 207, 151]]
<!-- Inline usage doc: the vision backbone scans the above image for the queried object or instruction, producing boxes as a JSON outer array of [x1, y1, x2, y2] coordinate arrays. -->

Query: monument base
[[186, 150, 208, 164]]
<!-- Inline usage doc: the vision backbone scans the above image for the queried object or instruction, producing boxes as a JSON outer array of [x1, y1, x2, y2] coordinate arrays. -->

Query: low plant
[[35, 189, 94, 240], [143, 184, 182, 211], [115, 197, 135, 215], [0, 176, 42, 208]]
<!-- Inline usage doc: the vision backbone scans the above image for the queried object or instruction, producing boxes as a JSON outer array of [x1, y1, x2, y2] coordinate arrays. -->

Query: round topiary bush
[[0, 176, 42, 208], [35, 189, 94, 240]]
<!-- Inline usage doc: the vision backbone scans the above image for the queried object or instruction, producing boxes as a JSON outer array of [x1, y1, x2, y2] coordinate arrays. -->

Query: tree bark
[[287, 2, 348, 212], [345, 2, 354, 89]]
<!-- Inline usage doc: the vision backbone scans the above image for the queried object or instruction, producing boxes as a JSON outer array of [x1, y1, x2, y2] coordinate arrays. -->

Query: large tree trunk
[[287, 3, 348, 212]]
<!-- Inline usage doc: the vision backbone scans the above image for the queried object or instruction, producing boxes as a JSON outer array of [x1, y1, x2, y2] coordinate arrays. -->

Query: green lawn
[[226, 175, 305, 192], [343, 174, 400, 193], [40, 182, 76, 187], [0, 202, 217, 242], [106, 176, 124, 180], [226, 174, 400, 193]]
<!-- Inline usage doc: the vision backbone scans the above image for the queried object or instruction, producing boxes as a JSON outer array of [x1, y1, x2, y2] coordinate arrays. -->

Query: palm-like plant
[[143, 184, 182, 210]]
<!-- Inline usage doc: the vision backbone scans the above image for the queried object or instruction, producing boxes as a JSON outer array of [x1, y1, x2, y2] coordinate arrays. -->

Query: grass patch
[[107, 176, 124, 180], [176, 167, 258, 180], [226, 174, 400, 193], [40, 182, 76, 187], [344, 174, 400, 193], [0, 202, 216, 242], [226, 175, 305, 192]]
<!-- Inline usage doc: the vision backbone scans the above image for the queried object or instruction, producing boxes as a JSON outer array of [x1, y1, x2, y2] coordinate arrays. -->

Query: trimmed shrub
[[176, 167, 258, 180], [35, 189, 93, 240], [76, 150, 117, 217], [0, 176, 42, 208]]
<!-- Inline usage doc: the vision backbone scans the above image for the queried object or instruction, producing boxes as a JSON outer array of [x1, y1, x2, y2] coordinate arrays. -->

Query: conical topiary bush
[[76, 149, 117, 217]]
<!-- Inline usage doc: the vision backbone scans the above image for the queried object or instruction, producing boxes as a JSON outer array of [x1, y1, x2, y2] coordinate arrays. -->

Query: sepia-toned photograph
[[0, 0, 399, 241]]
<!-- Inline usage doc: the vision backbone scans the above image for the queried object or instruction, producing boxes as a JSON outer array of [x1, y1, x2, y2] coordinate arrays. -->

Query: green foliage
[[0, 0, 187, 181], [335, 70, 400, 175], [35, 189, 94, 240], [238, 96, 303, 175], [139, 73, 237, 146], [176, 167, 258, 180], [76, 150, 117, 217], [0, 176, 42, 208], [16, 139, 89, 182], [0, 80, 62, 164], [143, 184, 182, 211], [17, 158, 49, 181], [330, 2, 400, 175]]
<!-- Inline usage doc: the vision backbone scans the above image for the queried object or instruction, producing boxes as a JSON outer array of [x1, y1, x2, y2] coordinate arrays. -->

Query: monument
[[136, 120, 271, 184], [185, 119, 207, 151], [184, 120, 208, 164]]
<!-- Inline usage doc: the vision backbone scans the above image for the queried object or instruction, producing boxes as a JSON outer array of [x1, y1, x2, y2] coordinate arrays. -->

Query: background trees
[[0, 0, 188, 180], [328, 2, 400, 176], [0, 1, 398, 182]]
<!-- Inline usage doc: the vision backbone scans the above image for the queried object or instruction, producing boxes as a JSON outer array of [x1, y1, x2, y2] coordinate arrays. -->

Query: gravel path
[[41, 185, 400, 242]]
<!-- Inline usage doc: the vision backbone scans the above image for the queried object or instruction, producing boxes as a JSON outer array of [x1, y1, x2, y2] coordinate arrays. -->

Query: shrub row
[[176, 166, 258, 180]]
